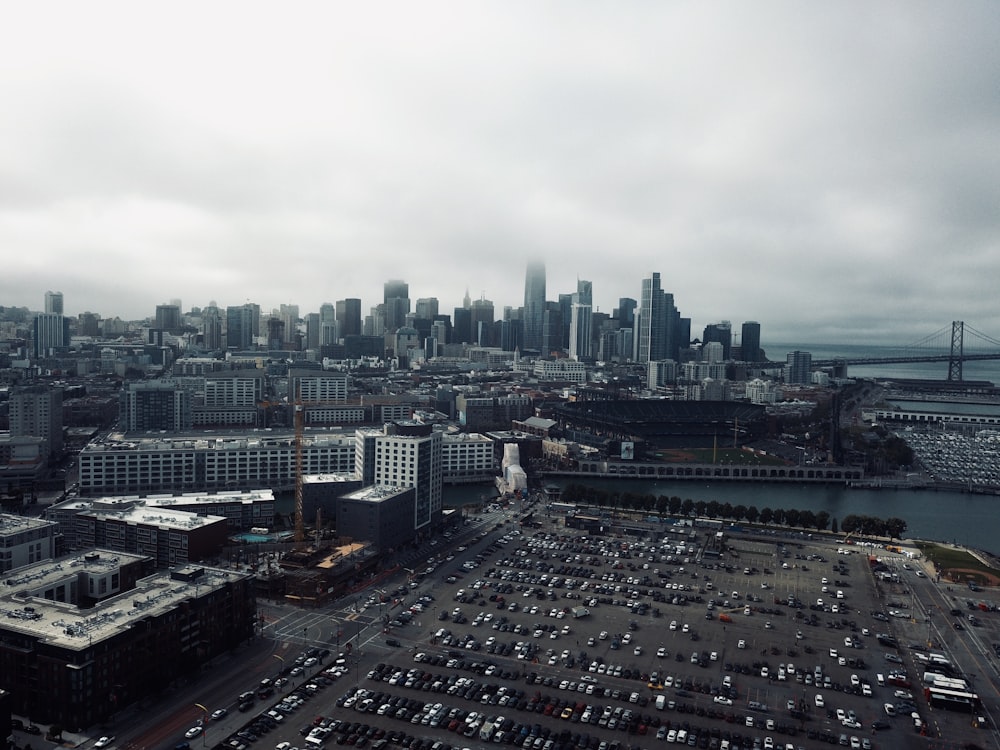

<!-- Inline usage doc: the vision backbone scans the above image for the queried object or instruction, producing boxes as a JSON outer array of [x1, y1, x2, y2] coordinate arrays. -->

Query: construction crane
[[256, 397, 306, 547], [293, 401, 305, 545]]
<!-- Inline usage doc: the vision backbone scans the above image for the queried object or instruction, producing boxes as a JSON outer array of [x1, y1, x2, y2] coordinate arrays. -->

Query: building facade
[[523, 262, 546, 353], [0, 552, 254, 728], [9, 385, 64, 457]]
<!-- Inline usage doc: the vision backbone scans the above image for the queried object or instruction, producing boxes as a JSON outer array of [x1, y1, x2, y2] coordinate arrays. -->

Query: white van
[[876, 673, 885, 686], [655, 695, 666, 710]]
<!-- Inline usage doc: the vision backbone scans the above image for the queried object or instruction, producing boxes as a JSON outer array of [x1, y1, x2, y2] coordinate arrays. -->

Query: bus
[[925, 686, 980, 712]]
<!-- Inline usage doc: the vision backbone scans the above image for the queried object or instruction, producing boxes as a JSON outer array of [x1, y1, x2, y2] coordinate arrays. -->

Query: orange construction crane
[[256, 398, 306, 547]]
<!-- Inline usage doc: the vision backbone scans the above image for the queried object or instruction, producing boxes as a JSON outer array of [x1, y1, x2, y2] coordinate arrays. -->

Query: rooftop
[[0, 551, 250, 651]]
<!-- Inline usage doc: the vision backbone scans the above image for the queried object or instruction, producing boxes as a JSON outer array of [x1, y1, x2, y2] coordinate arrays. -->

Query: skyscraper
[[636, 272, 685, 363], [784, 351, 813, 384], [569, 302, 592, 361], [33, 313, 67, 358], [470, 297, 495, 346], [226, 304, 258, 350], [155, 304, 182, 332], [523, 262, 546, 353], [383, 280, 410, 332], [741, 321, 762, 362], [702, 322, 732, 360], [202, 304, 223, 351], [637, 272, 667, 363], [44, 291, 64, 315], [336, 298, 362, 338]]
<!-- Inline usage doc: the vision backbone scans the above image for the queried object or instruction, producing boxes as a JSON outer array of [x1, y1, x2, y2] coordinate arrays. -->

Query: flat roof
[[80, 502, 225, 530], [0, 514, 57, 537], [343, 485, 410, 502], [0, 551, 250, 651]]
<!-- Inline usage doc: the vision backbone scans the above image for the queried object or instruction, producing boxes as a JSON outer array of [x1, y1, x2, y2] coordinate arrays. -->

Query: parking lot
[[213, 508, 1000, 750]]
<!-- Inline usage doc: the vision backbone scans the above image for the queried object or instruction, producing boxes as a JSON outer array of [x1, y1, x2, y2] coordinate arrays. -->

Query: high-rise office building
[[120, 381, 192, 432], [542, 301, 563, 356], [305, 312, 321, 350], [226, 304, 258, 350], [266, 317, 285, 349], [383, 280, 410, 332], [359, 421, 442, 531], [414, 298, 439, 321], [569, 302, 592, 361], [702, 322, 732, 360], [470, 297, 495, 346], [319, 303, 338, 346], [336, 298, 362, 339], [637, 272, 667, 363], [453, 307, 472, 345], [32, 313, 67, 358], [78, 312, 101, 337], [44, 291, 64, 315], [10, 385, 64, 457], [741, 321, 762, 362], [616, 297, 637, 327], [784, 350, 813, 384], [154, 304, 182, 332], [568, 279, 593, 361], [202, 305, 223, 351], [523, 262, 546, 353]]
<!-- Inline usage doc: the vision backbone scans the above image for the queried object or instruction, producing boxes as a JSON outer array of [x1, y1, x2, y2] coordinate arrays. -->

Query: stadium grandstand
[[551, 400, 767, 451]]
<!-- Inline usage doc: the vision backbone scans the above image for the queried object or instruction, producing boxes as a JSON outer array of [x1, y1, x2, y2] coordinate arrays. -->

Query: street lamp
[[194, 703, 209, 747]]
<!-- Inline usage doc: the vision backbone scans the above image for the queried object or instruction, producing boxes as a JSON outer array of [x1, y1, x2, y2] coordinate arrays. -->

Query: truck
[[479, 720, 497, 742], [571, 606, 591, 619], [655, 695, 666, 710]]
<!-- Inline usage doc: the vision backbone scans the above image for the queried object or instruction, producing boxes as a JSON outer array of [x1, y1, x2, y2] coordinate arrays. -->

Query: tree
[[694, 500, 707, 517], [706, 500, 721, 519], [681, 498, 694, 517], [799, 510, 816, 530], [815, 511, 831, 531], [885, 517, 908, 540], [733, 504, 748, 522], [745, 506, 759, 524], [668, 496, 682, 515], [785, 508, 801, 528], [758, 507, 773, 526], [831, 517, 839, 534]]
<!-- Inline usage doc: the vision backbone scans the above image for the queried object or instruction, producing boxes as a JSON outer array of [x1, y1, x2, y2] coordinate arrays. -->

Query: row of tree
[[558, 483, 908, 539], [839, 513, 908, 540]]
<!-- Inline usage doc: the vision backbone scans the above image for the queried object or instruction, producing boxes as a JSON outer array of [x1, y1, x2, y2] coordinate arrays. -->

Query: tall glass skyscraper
[[741, 321, 762, 362], [523, 261, 546, 353]]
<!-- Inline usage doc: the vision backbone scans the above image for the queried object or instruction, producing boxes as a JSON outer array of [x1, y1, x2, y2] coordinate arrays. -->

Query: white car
[[211, 709, 228, 721], [94, 738, 115, 749], [184, 727, 203, 739]]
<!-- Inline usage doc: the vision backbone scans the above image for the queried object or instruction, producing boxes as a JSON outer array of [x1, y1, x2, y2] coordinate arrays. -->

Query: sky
[[0, 1, 998, 347]]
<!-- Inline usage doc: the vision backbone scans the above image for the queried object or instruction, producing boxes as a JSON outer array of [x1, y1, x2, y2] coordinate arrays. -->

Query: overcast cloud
[[1, 1, 998, 346]]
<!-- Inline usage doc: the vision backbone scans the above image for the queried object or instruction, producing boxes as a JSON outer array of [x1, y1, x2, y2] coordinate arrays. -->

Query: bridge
[[799, 322, 1000, 381]]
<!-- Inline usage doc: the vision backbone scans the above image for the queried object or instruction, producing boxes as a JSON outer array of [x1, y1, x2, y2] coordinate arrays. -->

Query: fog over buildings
[[0, 3, 998, 343]]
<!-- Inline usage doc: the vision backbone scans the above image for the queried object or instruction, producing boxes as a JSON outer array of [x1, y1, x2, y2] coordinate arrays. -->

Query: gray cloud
[[0, 1, 997, 347]]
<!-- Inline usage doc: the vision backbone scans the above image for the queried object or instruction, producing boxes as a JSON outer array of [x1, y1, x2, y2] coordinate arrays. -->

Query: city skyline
[[0, 3, 997, 344]]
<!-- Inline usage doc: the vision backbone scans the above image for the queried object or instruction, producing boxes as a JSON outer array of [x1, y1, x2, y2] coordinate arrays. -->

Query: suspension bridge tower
[[947, 321, 964, 381]]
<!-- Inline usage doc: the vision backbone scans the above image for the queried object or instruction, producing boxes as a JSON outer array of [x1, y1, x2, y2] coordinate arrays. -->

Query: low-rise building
[[0, 551, 254, 728], [0, 514, 58, 572]]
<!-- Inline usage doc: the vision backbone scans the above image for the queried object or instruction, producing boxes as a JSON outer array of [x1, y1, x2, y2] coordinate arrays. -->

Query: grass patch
[[914, 542, 1000, 586]]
